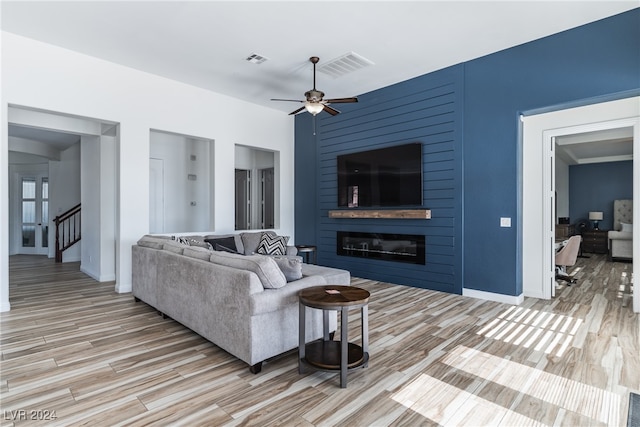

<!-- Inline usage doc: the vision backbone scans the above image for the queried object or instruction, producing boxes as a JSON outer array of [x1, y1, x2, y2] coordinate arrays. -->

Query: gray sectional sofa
[[132, 233, 350, 373]]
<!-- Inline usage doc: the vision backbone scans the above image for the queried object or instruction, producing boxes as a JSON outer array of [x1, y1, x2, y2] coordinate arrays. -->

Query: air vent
[[246, 53, 268, 64], [317, 52, 374, 78]]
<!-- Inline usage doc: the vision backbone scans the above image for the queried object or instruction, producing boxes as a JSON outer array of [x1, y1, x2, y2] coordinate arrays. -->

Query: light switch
[[500, 217, 511, 227]]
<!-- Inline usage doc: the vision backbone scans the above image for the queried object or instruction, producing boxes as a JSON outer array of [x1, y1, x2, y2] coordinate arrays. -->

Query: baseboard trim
[[463, 288, 525, 305], [80, 266, 115, 283], [115, 282, 132, 293], [0, 300, 11, 313]]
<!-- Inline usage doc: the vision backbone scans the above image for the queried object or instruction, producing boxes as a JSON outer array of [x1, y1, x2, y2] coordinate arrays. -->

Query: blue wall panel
[[304, 66, 464, 294], [569, 161, 633, 230], [463, 9, 639, 296], [295, 9, 640, 297]]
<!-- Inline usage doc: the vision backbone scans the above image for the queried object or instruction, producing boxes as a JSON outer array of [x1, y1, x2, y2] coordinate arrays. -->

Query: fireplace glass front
[[337, 231, 425, 265]]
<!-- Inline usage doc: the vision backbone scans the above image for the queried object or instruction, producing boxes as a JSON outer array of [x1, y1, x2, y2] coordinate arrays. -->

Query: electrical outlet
[[500, 217, 511, 227]]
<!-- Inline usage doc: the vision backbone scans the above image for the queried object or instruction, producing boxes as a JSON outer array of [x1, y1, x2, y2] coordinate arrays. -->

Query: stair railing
[[54, 203, 81, 263]]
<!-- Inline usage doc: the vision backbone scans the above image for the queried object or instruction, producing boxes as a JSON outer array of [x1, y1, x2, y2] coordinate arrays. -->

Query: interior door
[[235, 169, 251, 230], [260, 167, 274, 229], [19, 174, 49, 255]]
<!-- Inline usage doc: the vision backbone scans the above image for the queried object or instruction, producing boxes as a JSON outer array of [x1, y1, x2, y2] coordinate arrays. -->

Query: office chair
[[555, 235, 582, 285]]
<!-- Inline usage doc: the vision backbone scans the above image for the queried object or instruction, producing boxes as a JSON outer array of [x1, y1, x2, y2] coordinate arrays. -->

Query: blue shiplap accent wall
[[298, 66, 464, 293], [569, 161, 633, 231], [295, 9, 640, 297]]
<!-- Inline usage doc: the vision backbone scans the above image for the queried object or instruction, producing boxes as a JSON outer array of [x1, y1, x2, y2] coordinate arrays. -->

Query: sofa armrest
[[286, 245, 298, 256], [249, 274, 326, 316], [608, 230, 632, 240]]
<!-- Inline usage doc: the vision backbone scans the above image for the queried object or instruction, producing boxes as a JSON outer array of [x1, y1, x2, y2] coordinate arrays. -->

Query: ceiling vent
[[246, 53, 268, 64], [317, 52, 374, 78]]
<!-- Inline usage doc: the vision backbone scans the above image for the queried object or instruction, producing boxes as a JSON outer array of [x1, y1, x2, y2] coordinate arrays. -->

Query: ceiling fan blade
[[271, 98, 304, 103], [323, 105, 341, 116], [288, 106, 306, 115], [325, 97, 358, 104]]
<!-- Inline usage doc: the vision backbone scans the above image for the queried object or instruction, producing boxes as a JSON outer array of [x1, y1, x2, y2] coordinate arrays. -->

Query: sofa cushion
[[271, 256, 303, 282], [210, 251, 286, 289], [301, 263, 351, 286], [183, 246, 213, 261], [137, 235, 170, 250], [163, 241, 186, 255], [257, 233, 289, 256], [620, 222, 633, 233]]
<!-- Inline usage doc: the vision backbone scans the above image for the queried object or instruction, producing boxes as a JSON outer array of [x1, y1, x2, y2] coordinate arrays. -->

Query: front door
[[19, 174, 49, 255]]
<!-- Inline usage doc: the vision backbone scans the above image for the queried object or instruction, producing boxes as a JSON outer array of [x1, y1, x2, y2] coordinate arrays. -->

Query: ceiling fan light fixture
[[304, 101, 324, 116]]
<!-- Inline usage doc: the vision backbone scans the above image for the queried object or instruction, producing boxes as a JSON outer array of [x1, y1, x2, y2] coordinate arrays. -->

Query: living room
[[1, 2, 639, 425]]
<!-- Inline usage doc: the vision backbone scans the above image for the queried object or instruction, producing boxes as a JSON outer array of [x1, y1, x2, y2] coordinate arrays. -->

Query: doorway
[[522, 96, 639, 313]]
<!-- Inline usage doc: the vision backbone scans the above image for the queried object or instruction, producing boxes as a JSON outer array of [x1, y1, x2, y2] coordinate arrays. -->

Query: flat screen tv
[[337, 143, 423, 208]]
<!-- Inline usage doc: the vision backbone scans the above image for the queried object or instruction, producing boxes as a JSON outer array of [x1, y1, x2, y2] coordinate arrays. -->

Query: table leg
[[323, 310, 330, 341], [299, 302, 306, 374], [340, 306, 348, 388], [362, 305, 369, 367]]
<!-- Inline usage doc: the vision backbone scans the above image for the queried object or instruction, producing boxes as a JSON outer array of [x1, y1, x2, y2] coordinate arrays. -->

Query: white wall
[[1, 31, 294, 310], [48, 143, 82, 262]]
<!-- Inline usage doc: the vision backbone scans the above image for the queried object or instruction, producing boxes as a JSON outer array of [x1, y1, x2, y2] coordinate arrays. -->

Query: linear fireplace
[[337, 231, 425, 265]]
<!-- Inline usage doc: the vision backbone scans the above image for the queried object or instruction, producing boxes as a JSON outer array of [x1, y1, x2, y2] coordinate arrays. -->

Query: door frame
[[522, 96, 639, 312]]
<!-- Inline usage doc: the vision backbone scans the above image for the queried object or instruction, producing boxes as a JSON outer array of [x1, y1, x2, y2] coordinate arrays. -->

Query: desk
[[298, 285, 369, 388], [295, 245, 317, 264]]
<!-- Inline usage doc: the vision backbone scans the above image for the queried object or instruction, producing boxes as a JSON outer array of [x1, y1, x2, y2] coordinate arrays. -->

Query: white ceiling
[[2, 1, 636, 162]]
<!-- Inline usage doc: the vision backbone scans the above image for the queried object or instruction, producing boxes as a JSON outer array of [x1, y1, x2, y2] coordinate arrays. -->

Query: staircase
[[54, 203, 81, 262]]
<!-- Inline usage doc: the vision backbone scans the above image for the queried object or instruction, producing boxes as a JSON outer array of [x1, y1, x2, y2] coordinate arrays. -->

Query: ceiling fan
[[271, 56, 358, 116]]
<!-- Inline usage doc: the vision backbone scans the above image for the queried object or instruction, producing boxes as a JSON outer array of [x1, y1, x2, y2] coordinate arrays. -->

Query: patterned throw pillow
[[256, 233, 289, 256], [176, 236, 213, 250]]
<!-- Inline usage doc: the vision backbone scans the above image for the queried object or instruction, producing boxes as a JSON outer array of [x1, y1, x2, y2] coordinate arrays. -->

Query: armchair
[[608, 199, 632, 261]]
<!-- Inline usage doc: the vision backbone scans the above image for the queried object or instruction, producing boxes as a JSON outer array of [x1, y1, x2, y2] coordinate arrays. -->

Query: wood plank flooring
[[1, 254, 638, 426]]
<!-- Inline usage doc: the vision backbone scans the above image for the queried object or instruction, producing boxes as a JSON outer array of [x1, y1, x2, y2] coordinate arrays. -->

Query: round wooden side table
[[298, 285, 370, 388]]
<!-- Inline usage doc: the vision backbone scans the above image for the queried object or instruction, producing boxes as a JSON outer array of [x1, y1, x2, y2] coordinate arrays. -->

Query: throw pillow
[[176, 236, 213, 250], [257, 233, 289, 256], [620, 222, 633, 232], [205, 237, 238, 253], [271, 256, 303, 282]]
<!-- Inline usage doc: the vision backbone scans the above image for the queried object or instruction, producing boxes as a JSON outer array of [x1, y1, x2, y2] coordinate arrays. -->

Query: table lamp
[[589, 211, 603, 230]]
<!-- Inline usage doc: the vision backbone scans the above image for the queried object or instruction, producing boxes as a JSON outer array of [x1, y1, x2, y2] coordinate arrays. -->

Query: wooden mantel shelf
[[328, 209, 431, 219]]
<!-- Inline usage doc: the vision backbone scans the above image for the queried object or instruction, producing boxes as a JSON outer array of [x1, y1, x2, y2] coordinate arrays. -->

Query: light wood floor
[[1, 254, 638, 426]]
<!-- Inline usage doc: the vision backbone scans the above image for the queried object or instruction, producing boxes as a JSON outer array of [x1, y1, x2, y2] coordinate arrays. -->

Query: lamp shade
[[304, 101, 324, 116], [589, 211, 603, 221]]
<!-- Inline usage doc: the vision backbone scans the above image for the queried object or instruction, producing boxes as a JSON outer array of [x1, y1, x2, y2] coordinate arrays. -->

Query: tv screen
[[337, 143, 423, 208]]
